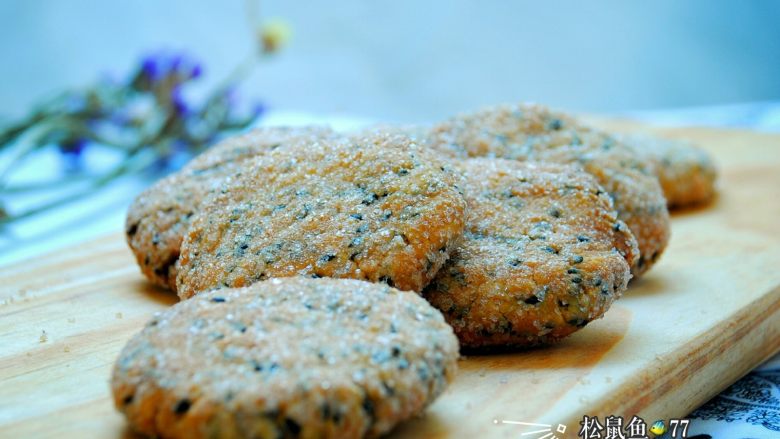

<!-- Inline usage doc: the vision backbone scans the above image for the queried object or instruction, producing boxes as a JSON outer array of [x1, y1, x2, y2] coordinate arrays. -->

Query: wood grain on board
[[1, 122, 779, 438]]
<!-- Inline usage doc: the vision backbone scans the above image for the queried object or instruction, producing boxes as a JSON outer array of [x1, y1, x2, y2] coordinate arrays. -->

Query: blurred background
[[2, 0, 780, 123], [2, 0, 780, 263]]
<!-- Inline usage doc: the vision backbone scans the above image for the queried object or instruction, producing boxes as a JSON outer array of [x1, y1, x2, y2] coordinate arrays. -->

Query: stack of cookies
[[113, 103, 716, 438]]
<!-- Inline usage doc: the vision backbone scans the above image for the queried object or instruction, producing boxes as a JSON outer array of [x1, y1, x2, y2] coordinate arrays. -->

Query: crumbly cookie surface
[[424, 103, 670, 276], [125, 126, 334, 291], [112, 277, 459, 439], [423, 158, 637, 349], [176, 132, 467, 298], [620, 134, 717, 208]]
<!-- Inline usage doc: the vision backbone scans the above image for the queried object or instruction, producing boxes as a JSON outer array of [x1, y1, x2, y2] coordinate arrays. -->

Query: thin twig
[[3, 173, 95, 193]]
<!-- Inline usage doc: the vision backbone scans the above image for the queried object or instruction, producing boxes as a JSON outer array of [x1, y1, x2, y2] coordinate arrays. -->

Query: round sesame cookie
[[422, 158, 638, 349], [176, 132, 467, 299], [111, 277, 459, 439], [184, 126, 335, 173], [619, 133, 717, 208], [126, 126, 334, 291], [425, 103, 670, 276]]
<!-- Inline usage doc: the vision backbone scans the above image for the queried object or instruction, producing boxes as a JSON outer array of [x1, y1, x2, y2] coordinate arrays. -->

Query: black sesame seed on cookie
[[422, 158, 638, 349], [176, 132, 467, 299], [422, 103, 669, 277], [126, 126, 335, 291], [111, 277, 460, 438]]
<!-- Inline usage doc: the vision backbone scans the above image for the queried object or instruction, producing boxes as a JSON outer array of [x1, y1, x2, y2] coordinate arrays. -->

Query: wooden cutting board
[[1, 122, 779, 439]]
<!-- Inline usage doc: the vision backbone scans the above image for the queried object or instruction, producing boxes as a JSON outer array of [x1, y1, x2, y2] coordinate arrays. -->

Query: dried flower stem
[[0, 2, 290, 227]]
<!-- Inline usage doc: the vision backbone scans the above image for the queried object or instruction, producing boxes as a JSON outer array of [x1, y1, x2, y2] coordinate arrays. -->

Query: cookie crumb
[[116, 312, 123, 319], [39, 330, 48, 343]]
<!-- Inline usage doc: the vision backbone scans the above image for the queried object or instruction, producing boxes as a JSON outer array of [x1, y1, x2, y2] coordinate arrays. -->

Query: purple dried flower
[[0, 39, 275, 226], [190, 63, 203, 79], [252, 101, 266, 118], [169, 53, 184, 71], [140, 54, 161, 82], [59, 137, 88, 156], [58, 137, 89, 172], [169, 53, 203, 80], [139, 51, 202, 84], [171, 87, 189, 116]]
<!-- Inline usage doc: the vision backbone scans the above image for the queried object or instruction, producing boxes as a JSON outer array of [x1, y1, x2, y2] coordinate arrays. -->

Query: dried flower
[[0, 48, 269, 224], [260, 19, 292, 55], [58, 137, 89, 172], [0, 3, 292, 228], [252, 102, 266, 118]]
